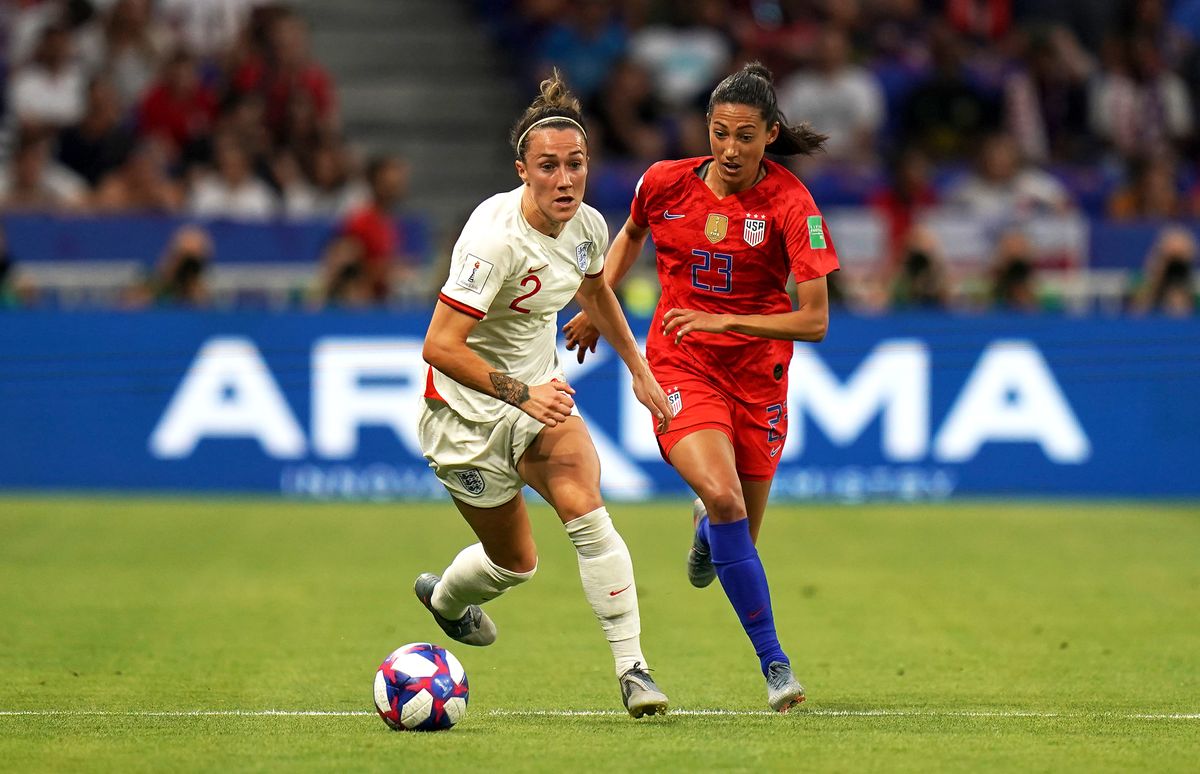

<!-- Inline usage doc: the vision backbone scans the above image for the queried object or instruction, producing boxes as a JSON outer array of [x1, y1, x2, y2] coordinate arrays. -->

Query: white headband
[[516, 116, 587, 155]]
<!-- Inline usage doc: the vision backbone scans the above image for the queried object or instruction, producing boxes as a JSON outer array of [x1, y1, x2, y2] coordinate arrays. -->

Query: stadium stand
[[0, 0, 1196, 315]]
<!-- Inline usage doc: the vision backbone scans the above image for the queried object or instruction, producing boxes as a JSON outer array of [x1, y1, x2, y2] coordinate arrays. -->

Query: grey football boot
[[687, 498, 717, 588], [618, 662, 669, 718], [413, 573, 497, 647], [766, 661, 806, 712]]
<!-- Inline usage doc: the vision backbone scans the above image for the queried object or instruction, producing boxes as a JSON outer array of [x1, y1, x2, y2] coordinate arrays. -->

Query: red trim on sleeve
[[437, 292, 485, 320], [584, 270, 604, 279]]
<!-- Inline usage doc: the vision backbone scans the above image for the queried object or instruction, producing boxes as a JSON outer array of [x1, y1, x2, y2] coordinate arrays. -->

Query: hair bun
[[744, 62, 774, 84]]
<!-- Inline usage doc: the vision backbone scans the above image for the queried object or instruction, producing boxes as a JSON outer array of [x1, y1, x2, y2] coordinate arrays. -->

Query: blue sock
[[695, 515, 710, 550], [708, 519, 788, 676]]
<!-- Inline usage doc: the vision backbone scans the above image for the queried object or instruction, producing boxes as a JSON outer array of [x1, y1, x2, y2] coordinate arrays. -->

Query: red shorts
[[653, 365, 788, 482]]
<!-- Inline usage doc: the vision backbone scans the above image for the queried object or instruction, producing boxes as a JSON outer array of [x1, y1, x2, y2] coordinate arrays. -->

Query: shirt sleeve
[[584, 211, 610, 278], [438, 231, 515, 320], [782, 199, 841, 283], [629, 165, 654, 229]]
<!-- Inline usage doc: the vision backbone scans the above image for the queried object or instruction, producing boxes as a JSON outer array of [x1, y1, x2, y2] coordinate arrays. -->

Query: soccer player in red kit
[[564, 62, 839, 712]]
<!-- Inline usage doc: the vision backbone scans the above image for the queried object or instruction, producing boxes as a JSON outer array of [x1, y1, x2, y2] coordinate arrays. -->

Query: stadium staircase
[[295, 0, 521, 250]]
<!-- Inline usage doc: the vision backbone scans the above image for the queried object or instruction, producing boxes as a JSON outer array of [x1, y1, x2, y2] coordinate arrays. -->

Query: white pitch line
[[1, 709, 1197, 720]]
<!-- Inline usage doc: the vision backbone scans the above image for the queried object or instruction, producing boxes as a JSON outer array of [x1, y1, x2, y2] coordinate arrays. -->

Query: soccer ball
[[373, 642, 469, 731]]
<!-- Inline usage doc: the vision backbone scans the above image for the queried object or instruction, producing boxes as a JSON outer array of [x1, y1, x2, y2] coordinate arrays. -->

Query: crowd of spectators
[[0, 0, 416, 307], [1, 0, 354, 218], [0, 0, 1195, 315], [476, 0, 1200, 315]]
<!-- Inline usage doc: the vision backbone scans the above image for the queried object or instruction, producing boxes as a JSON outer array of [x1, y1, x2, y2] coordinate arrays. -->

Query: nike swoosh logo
[[609, 583, 632, 597], [748, 605, 766, 619], [663, 211, 685, 220], [526, 264, 547, 273], [769, 446, 781, 457]]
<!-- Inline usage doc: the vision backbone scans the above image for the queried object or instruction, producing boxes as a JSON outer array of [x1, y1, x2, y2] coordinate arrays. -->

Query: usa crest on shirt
[[743, 214, 767, 247], [575, 241, 593, 272]]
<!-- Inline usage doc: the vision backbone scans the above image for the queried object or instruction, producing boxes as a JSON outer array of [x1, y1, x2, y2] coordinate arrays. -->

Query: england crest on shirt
[[575, 241, 593, 272], [743, 215, 766, 247]]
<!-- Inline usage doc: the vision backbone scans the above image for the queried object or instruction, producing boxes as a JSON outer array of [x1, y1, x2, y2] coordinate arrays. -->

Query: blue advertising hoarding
[[0, 310, 1194, 500]]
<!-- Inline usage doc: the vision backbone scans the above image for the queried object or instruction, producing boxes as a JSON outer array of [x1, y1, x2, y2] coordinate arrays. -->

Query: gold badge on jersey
[[704, 213, 728, 244]]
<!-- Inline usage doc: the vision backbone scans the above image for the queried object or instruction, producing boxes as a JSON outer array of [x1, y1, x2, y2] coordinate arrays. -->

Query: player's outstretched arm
[[563, 217, 651, 363], [423, 301, 575, 426], [574, 274, 671, 433], [662, 275, 830, 343]]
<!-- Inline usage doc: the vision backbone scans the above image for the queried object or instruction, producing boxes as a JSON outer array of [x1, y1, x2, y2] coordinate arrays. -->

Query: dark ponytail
[[706, 62, 827, 156], [510, 69, 587, 161]]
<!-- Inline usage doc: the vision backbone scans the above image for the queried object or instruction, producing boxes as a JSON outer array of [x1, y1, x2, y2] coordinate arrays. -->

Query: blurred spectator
[[158, 0, 259, 62], [1130, 226, 1196, 316], [100, 0, 170, 110], [899, 22, 999, 161], [8, 21, 86, 131], [946, 132, 1072, 217], [731, 0, 823, 77], [777, 25, 885, 167], [1089, 32, 1193, 160], [136, 49, 219, 159], [534, 0, 627, 101], [868, 147, 939, 265], [945, 0, 1011, 44], [889, 226, 950, 309], [1013, 0, 1121, 52], [231, 8, 337, 146], [212, 91, 274, 180], [93, 138, 185, 213], [990, 229, 1041, 311], [187, 132, 278, 220], [1106, 153, 1185, 221], [586, 58, 669, 161], [629, 0, 733, 109], [1003, 26, 1094, 164], [124, 224, 214, 308], [314, 155, 412, 306], [56, 74, 134, 187], [0, 129, 88, 212], [276, 141, 365, 219]]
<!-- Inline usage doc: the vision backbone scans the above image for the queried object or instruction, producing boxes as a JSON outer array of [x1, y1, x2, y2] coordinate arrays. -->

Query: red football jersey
[[631, 157, 840, 404]]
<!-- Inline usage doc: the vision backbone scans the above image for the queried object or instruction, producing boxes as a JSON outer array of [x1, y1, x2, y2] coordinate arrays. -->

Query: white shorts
[[417, 398, 548, 508]]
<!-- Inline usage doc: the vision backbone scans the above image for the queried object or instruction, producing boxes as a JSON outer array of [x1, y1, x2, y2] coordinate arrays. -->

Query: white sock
[[431, 543, 535, 619], [564, 507, 647, 676]]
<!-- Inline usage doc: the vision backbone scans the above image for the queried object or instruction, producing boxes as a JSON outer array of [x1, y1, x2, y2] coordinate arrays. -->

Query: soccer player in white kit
[[414, 72, 673, 717]]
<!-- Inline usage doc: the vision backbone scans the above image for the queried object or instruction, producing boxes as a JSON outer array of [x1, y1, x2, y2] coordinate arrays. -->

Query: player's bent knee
[[701, 488, 748, 524]]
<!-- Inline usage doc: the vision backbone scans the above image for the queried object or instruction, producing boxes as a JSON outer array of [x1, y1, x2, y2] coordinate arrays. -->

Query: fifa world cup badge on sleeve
[[807, 216, 827, 249], [456, 255, 494, 293]]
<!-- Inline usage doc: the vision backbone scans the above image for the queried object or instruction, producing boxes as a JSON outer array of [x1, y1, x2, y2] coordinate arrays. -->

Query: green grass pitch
[[1, 496, 1198, 772]]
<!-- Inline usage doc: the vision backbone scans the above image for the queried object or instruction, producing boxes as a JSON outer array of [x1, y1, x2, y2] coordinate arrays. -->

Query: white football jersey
[[431, 186, 609, 422]]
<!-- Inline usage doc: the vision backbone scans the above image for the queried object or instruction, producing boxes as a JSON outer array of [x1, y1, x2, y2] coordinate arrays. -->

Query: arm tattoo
[[490, 372, 530, 407]]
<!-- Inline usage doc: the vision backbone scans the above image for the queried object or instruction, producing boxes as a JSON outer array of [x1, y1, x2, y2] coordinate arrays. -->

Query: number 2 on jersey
[[690, 249, 732, 293], [509, 274, 542, 313]]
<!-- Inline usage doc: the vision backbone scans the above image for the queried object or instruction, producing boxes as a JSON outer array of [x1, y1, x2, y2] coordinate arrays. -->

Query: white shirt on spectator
[[159, 0, 264, 58], [629, 27, 731, 108], [946, 169, 1071, 218], [0, 161, 88, 210], [188, 176, 278, 220], [9, 64, 86, 127], [778, 68, 885, 160]]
